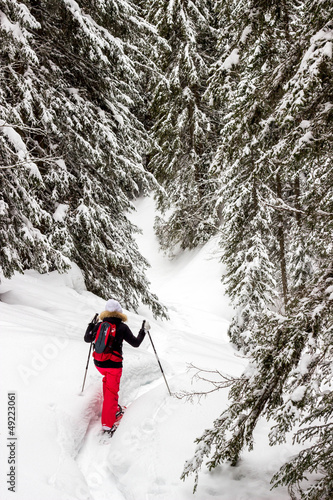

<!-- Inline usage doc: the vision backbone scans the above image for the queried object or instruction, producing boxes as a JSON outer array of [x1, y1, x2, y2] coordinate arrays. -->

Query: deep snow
[[0, 196, 295, 500]]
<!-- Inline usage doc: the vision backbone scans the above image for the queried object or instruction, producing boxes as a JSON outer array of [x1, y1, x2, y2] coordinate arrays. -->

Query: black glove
[[84, 323, 94, 342], [143, 321, 151, 331], [139, 321, 145, 336], [140, 320, 150, 336], [84, 313, 99, 342]]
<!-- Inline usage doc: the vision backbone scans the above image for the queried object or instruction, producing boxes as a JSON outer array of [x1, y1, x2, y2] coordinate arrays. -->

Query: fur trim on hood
[[99, 310, 127, 322]]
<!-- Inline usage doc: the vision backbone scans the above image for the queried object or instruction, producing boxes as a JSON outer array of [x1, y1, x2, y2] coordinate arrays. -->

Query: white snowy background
[[0, 197, 299, 500]]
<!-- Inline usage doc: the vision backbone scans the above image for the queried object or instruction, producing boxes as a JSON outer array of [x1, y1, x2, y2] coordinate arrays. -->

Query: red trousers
[[96, 366, 122, 428]]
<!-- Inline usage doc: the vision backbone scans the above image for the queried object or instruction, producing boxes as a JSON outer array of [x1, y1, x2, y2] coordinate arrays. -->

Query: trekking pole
[[81, 313, 98, 393], [144, 321, 172, 397]]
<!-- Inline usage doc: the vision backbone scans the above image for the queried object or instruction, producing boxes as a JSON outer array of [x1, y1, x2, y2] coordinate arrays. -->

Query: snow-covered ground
[[0, 196, 295, 500]]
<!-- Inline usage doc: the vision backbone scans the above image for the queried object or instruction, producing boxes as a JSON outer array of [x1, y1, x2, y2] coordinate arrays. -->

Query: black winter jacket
[[84, 316, 146, 368]]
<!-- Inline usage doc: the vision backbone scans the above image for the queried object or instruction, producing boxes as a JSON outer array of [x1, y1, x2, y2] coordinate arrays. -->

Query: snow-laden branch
[[0, 156, 63, 170]]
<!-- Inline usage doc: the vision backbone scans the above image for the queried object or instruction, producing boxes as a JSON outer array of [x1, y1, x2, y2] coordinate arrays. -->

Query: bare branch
[[174, 363, 243, 402]]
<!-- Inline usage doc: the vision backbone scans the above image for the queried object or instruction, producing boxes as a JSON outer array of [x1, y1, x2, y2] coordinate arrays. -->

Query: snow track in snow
[[69, 347, 166, 500], [0, 196, 292, 500]]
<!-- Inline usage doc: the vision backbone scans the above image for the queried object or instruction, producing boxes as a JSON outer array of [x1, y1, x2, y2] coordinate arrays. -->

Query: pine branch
[[0, 156, 63, 170], [263, 201, 333, 218], [0, 122, 47, 135]]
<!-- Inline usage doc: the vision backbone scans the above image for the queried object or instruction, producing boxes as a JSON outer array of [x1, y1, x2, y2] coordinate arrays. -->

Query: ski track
[[72, 358, 172, 500], [45, 196, 258, 500], [71, 310, 242, 500], [0, 196, 293, 500]]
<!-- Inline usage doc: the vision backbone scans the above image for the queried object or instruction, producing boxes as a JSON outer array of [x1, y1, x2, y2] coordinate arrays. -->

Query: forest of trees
[[1, 1, 332, 498]]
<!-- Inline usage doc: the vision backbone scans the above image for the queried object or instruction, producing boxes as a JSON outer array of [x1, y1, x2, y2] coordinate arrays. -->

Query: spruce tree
[[0, 0, 69, 277], [146, 0, 220, 251], [205, 0, 296, 349], [0, 0, 166, 317], [182, 1, 333, 497]]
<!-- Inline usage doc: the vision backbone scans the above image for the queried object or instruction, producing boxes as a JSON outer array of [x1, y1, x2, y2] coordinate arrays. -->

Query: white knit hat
[[105, 299, 122, 313]]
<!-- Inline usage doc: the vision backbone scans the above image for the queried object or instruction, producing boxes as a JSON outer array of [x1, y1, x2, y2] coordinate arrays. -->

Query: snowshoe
[[115, 404, 126, 422], [100, 405, 127, 442], [102, 424, 118, 436]]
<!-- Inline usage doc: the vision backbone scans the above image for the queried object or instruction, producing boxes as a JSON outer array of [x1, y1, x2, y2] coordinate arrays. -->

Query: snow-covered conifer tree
[[0, 0, 69, 277], [205, 0, 296, 349], [146, 0, 220, 251], [0, 0, 166, 317], [183, 1, 333, 497]]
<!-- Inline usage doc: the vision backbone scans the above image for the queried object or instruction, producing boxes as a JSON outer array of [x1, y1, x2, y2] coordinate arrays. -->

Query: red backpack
[[93, 321, 118, 362]]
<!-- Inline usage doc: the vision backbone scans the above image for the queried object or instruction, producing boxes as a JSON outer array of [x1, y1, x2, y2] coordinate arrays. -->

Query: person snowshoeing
[[84, 298, 146, 434]]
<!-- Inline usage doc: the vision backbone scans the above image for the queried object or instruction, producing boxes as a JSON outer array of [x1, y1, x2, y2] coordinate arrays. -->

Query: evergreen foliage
[[1, 0, 332, 495], [0, 0, 167, 317], [207, 0, 299, 348], [182, 1, 333, 498], [146, 0, 220, 251]]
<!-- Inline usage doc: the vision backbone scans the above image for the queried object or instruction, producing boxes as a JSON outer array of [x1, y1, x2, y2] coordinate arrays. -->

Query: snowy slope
[[0, 196, 294, 500]]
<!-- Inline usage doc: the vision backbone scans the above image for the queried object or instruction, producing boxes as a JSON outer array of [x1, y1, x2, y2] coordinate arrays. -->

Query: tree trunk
[[276, 174, 288, 309], [294, 174, 302, 227]]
